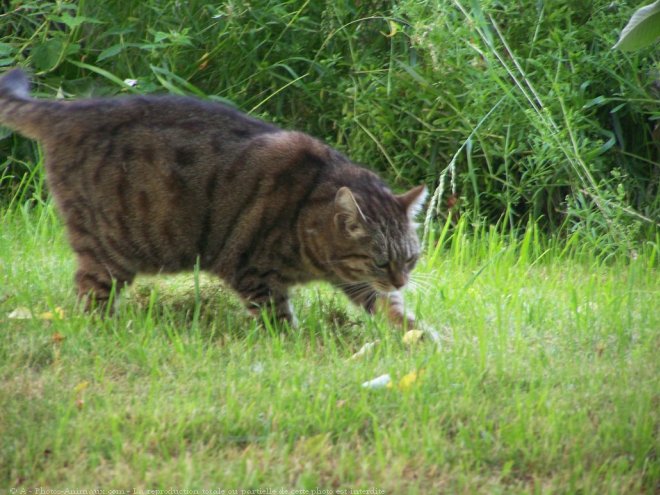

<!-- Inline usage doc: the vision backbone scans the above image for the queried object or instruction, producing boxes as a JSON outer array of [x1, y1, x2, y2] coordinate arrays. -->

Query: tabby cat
[[0, 69, 426, 329]]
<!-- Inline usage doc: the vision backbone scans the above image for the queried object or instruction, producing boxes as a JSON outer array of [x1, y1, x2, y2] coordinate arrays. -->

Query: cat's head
[[331, 184, 427, 293]]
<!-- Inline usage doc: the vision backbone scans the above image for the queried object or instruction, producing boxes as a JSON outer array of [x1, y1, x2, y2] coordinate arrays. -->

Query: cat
[[0, 68, 427, 330]]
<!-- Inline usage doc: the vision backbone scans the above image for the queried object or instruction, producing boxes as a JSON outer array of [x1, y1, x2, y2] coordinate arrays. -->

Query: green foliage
[[614, 0, 660, 50], [0, 0, 658, 249]]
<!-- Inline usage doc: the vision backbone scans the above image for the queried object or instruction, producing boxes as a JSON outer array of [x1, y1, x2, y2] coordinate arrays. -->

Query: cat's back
[[57, 94, 274, 135], [45, 94, 277, 162], [0, 70, 279, 171]]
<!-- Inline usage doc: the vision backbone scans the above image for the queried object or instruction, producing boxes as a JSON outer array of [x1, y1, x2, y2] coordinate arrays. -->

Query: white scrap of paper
[[361, 373, 391, 389]]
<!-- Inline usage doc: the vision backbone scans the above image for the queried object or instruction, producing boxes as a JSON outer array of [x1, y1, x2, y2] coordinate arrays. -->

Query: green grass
[[0, 1, 659, 491], [1, 0, 659, 237], [1, 201, 658, 493]]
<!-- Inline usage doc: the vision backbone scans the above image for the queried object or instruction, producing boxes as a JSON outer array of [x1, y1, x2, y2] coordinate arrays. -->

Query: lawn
[[0, 2, 659, 491], [1, 202, 657, 493]]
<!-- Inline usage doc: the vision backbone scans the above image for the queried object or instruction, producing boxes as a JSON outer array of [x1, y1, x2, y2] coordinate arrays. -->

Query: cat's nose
[[390, 272, 406, 289]]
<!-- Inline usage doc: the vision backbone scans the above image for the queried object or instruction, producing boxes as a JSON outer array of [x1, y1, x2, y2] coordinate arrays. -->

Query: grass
[[1, 200, 658, 493], [0, 1, 659, 491], [1, 0, 659, 235]]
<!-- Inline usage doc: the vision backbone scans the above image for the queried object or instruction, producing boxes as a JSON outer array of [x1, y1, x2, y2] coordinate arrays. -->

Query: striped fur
[[0, 69, 426, 328]]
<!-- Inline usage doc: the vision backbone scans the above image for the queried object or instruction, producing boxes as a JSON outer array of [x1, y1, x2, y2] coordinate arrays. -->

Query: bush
[[1, 0, 658, 247]]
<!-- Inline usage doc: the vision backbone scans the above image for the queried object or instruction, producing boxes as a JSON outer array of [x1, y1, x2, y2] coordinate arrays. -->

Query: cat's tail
[[0, 68, 51, 140], [0, 69, 31, 99]]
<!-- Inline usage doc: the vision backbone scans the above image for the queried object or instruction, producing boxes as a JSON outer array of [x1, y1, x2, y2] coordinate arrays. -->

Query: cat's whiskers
[[335, 282, 372, 295], [411, 272, 438, 281], [337, 282, 381, 302], [406, 280, 432, 294], [365, 289, 378, 308], [408, 276, 433, 290]]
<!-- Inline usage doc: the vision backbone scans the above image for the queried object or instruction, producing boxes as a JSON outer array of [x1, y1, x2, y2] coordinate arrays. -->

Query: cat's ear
[[334, 187, 367, 239], [398, 185, 427, 219]]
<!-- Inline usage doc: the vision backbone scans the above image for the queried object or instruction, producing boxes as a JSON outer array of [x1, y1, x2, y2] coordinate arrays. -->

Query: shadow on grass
[[123, 274, 372, 346]]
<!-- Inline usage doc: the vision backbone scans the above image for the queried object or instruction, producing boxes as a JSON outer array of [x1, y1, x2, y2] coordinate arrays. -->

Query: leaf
[[40, 307, 65, 320], [8, 307, 32, 319], [31, 39, 64, 71], [349, 340, 380, 360], [67, 59, 140, 92], [74, 381, 90, 394], [596, 133, 617, 156], [397, 61, 430, 87], [613, 0, 660, 51], [150, 65, 207, 97], [0, 43, 16, 57], [470, 0, 494, 46], [65, 43, 81, 56], [383, 20, 400, 38], [49, 13, 102, 29], [153, 31, 170, 43], [583, 95, 607, 109], [97, 44, 125, 62], [402, 330, 425, 345], [397, 370, 424, 391]]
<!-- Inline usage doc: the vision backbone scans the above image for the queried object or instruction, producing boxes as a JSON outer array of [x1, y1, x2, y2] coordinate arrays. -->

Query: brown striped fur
[[0, 69, 426, 328]]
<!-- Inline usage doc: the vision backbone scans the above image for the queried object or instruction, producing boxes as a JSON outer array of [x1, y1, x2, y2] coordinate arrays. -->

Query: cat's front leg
[[74, 251, 135, 312], [374, 291, 416, 330], [338, 283, 415, 330], [234, 283, 297, 328]]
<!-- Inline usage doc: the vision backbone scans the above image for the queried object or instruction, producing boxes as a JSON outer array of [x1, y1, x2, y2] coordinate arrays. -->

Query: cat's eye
[[406, 255, 418, 265], [375, 259, 389, 269]]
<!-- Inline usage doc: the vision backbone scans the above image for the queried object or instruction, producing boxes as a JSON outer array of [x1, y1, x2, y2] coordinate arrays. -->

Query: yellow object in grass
[[402, 330, 425, 345], [394, 370, 424, 391], [39, 306, 65, 320]]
